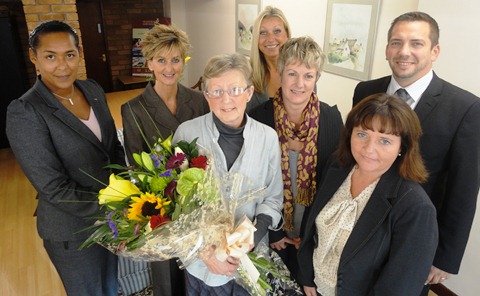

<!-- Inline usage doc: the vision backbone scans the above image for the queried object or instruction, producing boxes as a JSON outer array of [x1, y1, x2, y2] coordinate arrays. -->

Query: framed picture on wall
[[323, 0, 381, 80], [235, 0, 261, 56]]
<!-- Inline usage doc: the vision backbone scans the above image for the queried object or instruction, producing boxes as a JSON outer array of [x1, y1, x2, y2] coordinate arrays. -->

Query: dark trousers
[[273, 243, 300, 281], [44, 239, 118, 296], [184, 270, 249, 296], [419, 284, 430, 296], [152, 259, 184, 296]]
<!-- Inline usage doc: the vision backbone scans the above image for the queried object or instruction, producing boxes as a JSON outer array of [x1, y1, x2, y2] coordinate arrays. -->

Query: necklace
[[52, 85, 75, 105]]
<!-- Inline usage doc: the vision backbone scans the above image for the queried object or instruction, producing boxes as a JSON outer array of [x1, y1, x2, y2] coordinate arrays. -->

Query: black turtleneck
[[212, 113, 245, 171]]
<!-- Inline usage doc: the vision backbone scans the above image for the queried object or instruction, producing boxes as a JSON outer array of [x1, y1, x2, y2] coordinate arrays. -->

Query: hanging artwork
[[323, 0, 381, 80], [236, 0, 261, 56]]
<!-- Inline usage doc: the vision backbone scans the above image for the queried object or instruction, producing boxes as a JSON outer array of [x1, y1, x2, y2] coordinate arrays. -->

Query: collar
[[387, 70, 433, 109]]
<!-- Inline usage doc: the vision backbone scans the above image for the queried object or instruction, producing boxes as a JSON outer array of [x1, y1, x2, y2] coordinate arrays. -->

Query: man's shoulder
[[356, 76, 391, 88], [434, 76, 479, 103]]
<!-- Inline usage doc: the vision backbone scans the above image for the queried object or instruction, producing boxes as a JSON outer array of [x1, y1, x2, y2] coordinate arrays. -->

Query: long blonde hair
[[250, 6, 291, 95]]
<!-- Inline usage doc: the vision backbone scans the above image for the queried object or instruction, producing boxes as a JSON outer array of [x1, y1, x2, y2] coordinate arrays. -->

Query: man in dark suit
[[352, 11, 480, 295]]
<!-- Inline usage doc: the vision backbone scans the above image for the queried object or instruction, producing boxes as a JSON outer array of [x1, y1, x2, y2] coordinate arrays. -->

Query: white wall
[[166, 0, 480, 293], [419, 2, 480, 295]]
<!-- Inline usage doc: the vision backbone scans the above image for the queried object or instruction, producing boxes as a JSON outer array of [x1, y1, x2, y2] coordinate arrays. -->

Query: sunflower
[[127, 192, 172, 221]]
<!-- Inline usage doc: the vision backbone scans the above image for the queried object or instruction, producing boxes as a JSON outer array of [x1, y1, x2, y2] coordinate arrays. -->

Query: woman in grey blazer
[[298, 94, 438, 296], [6, 21, 123, 296]]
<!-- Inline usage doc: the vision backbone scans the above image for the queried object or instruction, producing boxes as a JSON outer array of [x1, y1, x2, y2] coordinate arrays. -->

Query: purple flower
[[150, 154, 164, 168], [159, 169, 173, 177], [107, 210, 118, 239]]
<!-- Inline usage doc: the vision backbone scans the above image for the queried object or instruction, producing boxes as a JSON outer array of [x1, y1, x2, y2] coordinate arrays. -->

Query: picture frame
[[323, 0, 381, 80], [235, 0, 261, 56]]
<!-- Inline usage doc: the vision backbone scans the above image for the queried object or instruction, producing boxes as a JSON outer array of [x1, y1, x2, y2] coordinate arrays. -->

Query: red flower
[[166, 153, 186, 169], [190, 155, 208, 170], [150, 215, 171, 230]]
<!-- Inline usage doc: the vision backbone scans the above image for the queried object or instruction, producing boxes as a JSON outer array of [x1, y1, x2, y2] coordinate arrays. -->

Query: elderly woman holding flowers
[[172, 53, 283, 295]]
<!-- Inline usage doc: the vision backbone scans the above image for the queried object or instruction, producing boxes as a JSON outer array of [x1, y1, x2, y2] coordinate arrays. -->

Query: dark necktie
[[394, 88, 413, 105]]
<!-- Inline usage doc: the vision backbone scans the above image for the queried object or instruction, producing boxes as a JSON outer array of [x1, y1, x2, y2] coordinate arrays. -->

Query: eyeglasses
[[204, 85, 251, 99]]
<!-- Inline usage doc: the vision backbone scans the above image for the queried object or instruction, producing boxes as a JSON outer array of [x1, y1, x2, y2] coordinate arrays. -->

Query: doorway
[[0, 3, 29, 148], [77, 0, 112, 92]]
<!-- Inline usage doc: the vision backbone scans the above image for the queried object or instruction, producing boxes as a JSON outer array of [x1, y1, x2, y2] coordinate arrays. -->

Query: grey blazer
[[121, 82, 209, 164], [297, 160, 438, 296], [352, 72, 480, 273], [6, 78, 124, 241]]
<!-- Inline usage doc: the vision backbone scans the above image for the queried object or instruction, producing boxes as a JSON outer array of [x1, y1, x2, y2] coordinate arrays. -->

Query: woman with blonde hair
[[246, 6, 291, 112], [250, 36, 344, 280], [121, 23, 209, 296]]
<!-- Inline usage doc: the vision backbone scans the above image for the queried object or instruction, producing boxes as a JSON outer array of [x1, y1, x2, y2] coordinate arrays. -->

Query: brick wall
[[102, 0, 164, 90], [22, 0, 87, 80]]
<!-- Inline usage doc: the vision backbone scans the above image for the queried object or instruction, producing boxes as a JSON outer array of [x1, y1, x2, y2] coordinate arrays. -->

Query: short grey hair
[[277, 36, 326, 82], [202, 53, 253, 89]]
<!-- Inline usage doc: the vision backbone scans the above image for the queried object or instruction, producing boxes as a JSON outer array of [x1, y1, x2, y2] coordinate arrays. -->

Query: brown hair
[[388, 11, 440, 48], [337, 93, 428, 182]]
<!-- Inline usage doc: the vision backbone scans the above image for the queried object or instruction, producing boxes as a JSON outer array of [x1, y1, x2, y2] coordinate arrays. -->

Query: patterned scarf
[[273, 88, 320, 232]]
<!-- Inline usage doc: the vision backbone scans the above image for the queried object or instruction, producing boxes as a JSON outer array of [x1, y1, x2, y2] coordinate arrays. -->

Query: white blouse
[[313, 167, 379, 296]]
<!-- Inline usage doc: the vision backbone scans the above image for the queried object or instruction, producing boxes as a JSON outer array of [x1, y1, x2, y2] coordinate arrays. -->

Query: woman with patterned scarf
[[249, 36, 344, 280]]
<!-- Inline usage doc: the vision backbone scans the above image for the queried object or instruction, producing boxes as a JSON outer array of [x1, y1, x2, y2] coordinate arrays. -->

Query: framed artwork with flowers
[[323, 0, 381, 80], [236, 0, 261, 56]]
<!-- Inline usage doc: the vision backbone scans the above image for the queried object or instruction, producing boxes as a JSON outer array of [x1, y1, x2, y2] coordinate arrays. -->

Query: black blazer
[[249, 99, 344, 241], [6, 78, 124, 241], [352, 73, 480, 273], [297, 160, 438, 296], [121, 82, 209, 164]]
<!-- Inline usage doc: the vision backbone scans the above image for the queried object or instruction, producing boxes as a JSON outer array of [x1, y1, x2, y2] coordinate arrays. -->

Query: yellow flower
[[184, 56, 191, 63], [161, 134, 173, 154], [98, 174, 141, 206], [127, 192, 172, 221]]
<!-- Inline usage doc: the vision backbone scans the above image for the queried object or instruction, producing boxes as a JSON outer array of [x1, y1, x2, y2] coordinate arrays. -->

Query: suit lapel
[[339, 165, 400, 266], [37, 80, 108, 154], [414, 73, 442, 122], [143, 82, 183, 132], [176, 84, 196, 121]]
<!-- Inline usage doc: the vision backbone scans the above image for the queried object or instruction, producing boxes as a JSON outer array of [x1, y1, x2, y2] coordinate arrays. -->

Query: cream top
[[313, 167, 379, 296]]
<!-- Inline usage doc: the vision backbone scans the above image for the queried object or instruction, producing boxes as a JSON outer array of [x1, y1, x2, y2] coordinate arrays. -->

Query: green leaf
[[176, 168, 204, 196], [133, 153, 143, 167], [141, 152, 155, 171]]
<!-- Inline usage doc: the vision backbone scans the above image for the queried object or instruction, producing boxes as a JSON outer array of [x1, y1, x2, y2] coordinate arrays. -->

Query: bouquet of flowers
[[80, 133, 300, 295]]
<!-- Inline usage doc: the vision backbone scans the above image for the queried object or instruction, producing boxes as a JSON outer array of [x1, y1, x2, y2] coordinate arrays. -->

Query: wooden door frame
[[77, 0, 112, 92]]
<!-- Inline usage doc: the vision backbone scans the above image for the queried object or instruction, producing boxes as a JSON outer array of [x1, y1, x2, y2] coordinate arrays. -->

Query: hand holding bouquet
[[80, 135, 300, 295]]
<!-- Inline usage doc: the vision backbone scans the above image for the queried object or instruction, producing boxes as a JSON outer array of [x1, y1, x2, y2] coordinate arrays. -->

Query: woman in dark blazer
[[297, 93, 438, 296], [249, 36, 343, 281], [121, 24, 209, 166], [6, 21, 123, 296], [120, 24, 209, 296]]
